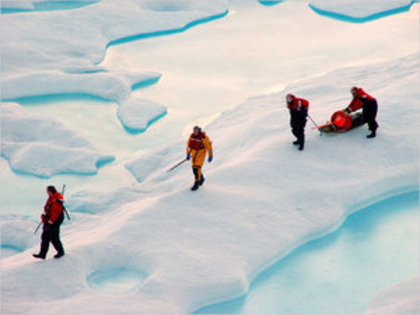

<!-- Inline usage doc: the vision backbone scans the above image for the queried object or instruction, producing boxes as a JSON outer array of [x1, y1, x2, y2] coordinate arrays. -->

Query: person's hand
[[41, 214, 47, 224], [186, 153, 191, 161], [208, 156, 213, 163]]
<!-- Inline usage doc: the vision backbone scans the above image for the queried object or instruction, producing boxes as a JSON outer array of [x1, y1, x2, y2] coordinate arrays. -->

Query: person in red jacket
[[33, 186, 65, 259], [345, 86, 378, 138], [286, 94, 309, 151]]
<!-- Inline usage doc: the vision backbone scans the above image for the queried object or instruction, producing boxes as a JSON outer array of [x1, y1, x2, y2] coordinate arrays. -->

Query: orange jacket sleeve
[[203, 135, 213, 158]]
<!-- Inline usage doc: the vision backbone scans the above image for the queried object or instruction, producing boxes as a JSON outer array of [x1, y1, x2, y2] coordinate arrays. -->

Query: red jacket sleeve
[[299, 98, 309, 110], [348, 98, 363, 112], [348, 88, 375, 112]]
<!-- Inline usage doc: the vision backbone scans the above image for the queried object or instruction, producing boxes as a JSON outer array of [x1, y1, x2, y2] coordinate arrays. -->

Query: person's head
[[350, 86, 358, 97], [193, 126, 202, 136], [46, 185, 57, 196], [286, 93, 295, 104]]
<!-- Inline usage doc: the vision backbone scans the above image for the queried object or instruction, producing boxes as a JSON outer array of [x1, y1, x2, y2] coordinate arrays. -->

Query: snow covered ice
[[0, 102, 114, 177], [1, 0, 419, 314], [309, 0, 419, 22]]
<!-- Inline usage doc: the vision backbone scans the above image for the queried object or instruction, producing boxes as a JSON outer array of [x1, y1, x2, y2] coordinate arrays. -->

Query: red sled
[[316, 110, 366, 133]]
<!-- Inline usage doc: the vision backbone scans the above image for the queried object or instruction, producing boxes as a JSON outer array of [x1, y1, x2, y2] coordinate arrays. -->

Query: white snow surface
[[1, 0, 228, 74], [117, 98, 167, 133], [1, 0, 97, 10], [0, 102, 114, 177], [309, 0, 418, 19], [0, 0, 228, 92], [0, 0, 227, 131], [0, 70, 161, 103], [2, 53, 418, 314], [365, 277, 420, 315]]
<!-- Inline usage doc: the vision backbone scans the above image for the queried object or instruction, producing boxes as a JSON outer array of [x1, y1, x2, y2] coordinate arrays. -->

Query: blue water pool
[[196, 191, 419, 315]]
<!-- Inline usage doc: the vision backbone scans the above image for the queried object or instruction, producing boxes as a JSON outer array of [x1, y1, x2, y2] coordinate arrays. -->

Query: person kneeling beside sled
[[345, 86, 379, 138], [186, 126, 213, 191]]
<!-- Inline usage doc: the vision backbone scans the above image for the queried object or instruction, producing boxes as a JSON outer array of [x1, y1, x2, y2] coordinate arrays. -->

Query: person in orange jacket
[[286, 93, 309, 151], [186, 126, 213, 191], [345, 86, 378, 138], [33, 186, 65, 259]]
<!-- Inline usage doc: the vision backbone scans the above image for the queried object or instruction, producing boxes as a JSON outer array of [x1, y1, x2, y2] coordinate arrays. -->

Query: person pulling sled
[[186, 126, 213, 191], [286, 93, 309, 151]]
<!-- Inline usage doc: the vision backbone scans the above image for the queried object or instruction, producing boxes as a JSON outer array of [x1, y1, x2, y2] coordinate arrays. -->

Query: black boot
[[191, 181, 200, 191], [293, 140, 299, 145], [366, 130, 376, 138], [54, 252, 65, 259], [298, 143, 304, 151], [199, 175, 205, 186], [33, 253, 45, 260]]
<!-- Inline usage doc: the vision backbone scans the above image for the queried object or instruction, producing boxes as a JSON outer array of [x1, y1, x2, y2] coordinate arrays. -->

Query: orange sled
[[315, 110, 366, 133]]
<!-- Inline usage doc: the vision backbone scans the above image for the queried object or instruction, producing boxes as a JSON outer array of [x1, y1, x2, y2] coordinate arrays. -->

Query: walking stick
[[33, 221, 42, 235], [167, 158, 188, 172], [61, 185, 71, 220]]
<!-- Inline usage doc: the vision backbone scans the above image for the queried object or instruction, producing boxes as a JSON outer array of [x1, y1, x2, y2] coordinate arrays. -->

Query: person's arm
[[186, 136, 192, 160], [203, 135, 213, 161], [346, 98, 363, 113]]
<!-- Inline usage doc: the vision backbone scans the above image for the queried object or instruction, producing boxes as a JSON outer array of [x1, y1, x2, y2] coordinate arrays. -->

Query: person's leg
[[296, 126, 304, 150], [191, 150, 205, 190], [51, 224, 65, 258], [298, 128, 305, 150], [34, 226, 51, 259], [364, 100, 378, 138], [191, 166, 201, 191]]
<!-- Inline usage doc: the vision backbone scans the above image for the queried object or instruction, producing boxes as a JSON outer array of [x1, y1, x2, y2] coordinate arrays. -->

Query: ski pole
[[167, 158, 188, 172], [61, 185, 71, 220], [308, 114, 322, 135], [33, 221, 42, 234]]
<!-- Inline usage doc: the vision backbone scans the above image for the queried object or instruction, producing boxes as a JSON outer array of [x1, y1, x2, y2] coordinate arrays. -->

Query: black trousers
[[292, 125, 305, 145], [291, 118, 307, 146], [363, 99, 378, 131], [39, 214, 64, 258]]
